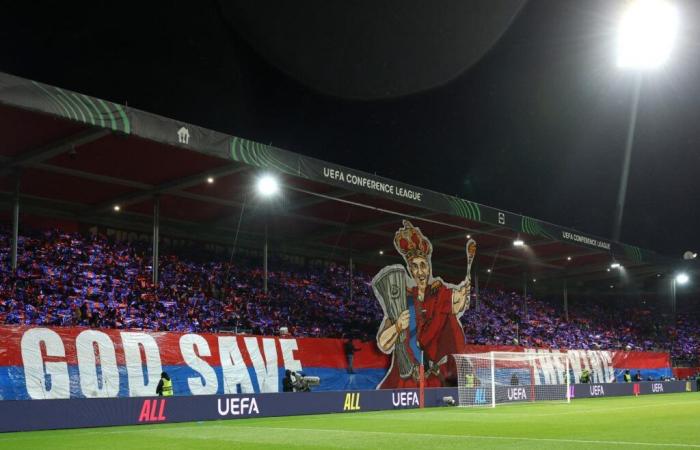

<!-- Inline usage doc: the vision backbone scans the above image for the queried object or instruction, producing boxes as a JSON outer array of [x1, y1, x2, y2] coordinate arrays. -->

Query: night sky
[[2, 0, 700, 257]]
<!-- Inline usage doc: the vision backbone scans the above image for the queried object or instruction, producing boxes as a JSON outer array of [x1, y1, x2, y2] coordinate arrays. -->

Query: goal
[[454, 351, 570, 407]]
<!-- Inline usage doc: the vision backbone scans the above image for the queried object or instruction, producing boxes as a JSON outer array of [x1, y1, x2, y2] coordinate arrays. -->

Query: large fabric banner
[[0, 326, 389, 400], [0, 326, 672, 400]]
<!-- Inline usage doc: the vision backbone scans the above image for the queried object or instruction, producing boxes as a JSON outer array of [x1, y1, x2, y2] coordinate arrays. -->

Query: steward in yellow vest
[[157, 372, 173, 396], [465, 373, 475, 388]]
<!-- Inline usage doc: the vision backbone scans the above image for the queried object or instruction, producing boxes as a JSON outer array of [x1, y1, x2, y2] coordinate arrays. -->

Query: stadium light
[[257, 174, 279, 197], [675, 273, 689, 285], [206, 176, 214, 184], [113, 205, 121, 212], [683, 251, 697, 260], [487, 268, 492, 273], [610, 262, 621, 269], [513, 239, 525, 247], [566, 256, 572, 261], [466, 234, 471, 239], [616, 0, 679, 70], [379, 250, 384, 255]]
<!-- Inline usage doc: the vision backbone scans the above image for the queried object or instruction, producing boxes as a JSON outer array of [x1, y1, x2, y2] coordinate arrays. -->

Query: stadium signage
[[561, 231, 611, 250], [322, 167, 423, 202], [343, 392, 361, 411], [138, 399, 167, 422], [217, 397, 260, 416], [0, 387, 460, 432], [392, 391, 419, 407], [651, 383, 664, 393], [506, 387, 528, 401], [589, 385, 605, 396]]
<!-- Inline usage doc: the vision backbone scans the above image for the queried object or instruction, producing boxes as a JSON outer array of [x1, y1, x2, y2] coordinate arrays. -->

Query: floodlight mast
[[671, 272, 689, 318], [612, 0, 679, 242], [256, 174, 280, 294]]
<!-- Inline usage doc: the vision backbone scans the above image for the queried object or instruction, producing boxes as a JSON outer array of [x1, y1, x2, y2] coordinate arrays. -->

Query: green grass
[[1, 393, 699, 449]]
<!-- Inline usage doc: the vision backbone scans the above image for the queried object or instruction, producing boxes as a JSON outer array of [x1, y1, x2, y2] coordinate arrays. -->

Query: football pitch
[[1, 393, 698, 449]]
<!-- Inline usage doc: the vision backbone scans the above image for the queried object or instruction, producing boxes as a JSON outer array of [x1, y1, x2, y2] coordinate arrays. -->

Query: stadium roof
[[0, 72, 680, 292]]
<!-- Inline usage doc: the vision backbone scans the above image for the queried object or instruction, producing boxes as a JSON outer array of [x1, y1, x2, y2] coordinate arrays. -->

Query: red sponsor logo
[[138, 399, 167, 422]]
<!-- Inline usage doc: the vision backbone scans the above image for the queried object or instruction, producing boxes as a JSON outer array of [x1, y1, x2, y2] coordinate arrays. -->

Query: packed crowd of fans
[[0, 229, 382, 340], [0, 228, 698, 361], [463, 290, 699, 361]]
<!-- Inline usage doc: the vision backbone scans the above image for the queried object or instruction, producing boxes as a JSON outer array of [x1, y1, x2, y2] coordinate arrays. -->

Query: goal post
[[454, 351, 571, 407]]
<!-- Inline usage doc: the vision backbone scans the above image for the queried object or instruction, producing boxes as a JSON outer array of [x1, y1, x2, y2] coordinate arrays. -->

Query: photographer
[[292, 371, 312, 392], [283, 369, 313, 392], [283, 370, 294, 392]]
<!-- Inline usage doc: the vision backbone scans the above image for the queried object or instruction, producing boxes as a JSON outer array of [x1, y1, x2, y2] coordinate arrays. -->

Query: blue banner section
[[0, 366, 386, 400]]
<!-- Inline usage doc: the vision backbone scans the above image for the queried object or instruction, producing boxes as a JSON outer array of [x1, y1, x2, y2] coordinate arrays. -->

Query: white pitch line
[[2, 423, 697, 448], [220, 425, 700, 448]]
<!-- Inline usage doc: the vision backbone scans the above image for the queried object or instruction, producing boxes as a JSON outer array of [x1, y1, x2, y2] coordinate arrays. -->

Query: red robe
[[378, 281, 465, 389]]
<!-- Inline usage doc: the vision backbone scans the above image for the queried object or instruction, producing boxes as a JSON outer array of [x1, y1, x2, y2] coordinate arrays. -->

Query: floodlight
[[683, 251, 697, 260], [257, 174, 279, 197], [513, 239, 524, 247], [113, 205, 121, 212], [610, 262, 621, 269], [675, 273, 689, 285], [616, 0, 679, 69], [206, 176, 214, 184]]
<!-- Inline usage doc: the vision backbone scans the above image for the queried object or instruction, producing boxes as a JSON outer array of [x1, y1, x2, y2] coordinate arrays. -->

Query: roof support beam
[[0, 128, 110, 177], [83, 164, 249, 214]]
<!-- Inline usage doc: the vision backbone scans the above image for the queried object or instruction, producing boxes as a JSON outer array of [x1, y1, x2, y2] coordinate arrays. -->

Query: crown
[[393, 220, 432, 261]]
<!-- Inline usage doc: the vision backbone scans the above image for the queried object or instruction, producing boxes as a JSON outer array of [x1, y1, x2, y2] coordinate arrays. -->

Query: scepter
[[466, 238, 477, 283]]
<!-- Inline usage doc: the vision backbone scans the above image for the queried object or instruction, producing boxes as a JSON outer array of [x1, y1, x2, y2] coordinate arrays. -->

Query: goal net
[[454, 352, 570, 407]]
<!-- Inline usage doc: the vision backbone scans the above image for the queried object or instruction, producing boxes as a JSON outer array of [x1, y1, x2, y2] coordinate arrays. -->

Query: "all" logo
[[343, 392, 361, 411], [138, 399, 167, 422]]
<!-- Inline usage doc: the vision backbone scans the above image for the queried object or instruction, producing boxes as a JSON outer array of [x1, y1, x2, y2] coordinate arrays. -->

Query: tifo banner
[[0, 326, 672, 400], [0, 326, 389, 400], [462, 345, 671, 383]]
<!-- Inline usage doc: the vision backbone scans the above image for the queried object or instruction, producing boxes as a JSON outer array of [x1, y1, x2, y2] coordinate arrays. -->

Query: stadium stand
[[1, 227, 697, 362]]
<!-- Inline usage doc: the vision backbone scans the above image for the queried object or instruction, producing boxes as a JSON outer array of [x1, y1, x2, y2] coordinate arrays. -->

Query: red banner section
[[673, 367, 700, 379], [0, 326, 389, 369]]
